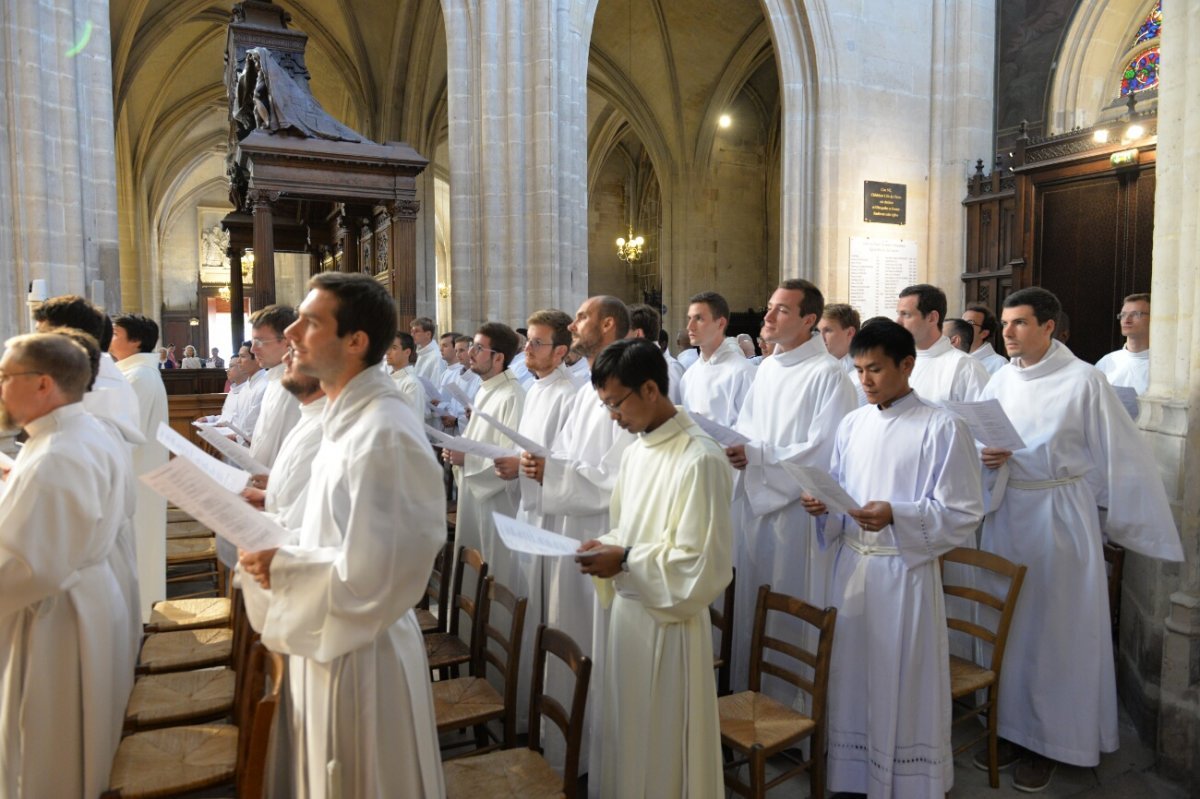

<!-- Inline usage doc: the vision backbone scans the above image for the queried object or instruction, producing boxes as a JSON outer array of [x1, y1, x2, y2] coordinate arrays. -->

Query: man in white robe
[[111, 312, 170, 621], [819, 302, 867, 406], [442, 323, 526, 571], [678, 291, 757, 426], [1095, 292, 1151, 395], [436, 335, 480, 435], [962, 303, 1008, 375], [234, 342, 270, 436], [520, 295, 634, 784], [411, 316, 446, 428], [629, 303, 681, 402], [493, 309, 580, 729], [0, 332, 134, 798], [728, 281, 858, 698], [238, 273, 445, 799], [578, 338, 732, 799], [978, 287, 1182, 791], [896, 283, 990, 403], [387, 331, 425, 420], [657, 329, 685, 403], [248, 305, 302, 467], [802, 320, 984, 799], [675, 329, 699, 370]]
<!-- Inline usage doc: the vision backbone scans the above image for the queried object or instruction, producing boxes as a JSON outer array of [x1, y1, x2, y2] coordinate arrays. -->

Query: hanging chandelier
[[616, 227, 644, 262]]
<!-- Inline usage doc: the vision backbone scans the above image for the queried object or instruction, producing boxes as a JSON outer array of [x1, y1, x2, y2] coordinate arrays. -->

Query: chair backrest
[[747, 585, 837, 726], [448, 546, 488, 639], [235, 642, 286, 799], [473, 577, 528, 747], [527, 625, 592, 799], [229, 588, 259, 675], [940, 547, 1027, 674], [419, 540, 454, 631], [710, 567, 736, 694]]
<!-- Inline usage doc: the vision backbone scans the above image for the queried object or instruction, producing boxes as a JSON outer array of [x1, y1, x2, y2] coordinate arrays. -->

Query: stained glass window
[[1121, 47, 1160, 95], [1133, 1, 1162, 46]]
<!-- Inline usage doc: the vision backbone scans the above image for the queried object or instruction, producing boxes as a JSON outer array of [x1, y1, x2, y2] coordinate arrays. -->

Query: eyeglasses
[[1116, 311, 1148, 321], [251, 336, 284, 347], [525, 339, 554, 350], [599, 389, 637, 414], [468, 343, 496, 355], [0, 370, 43, 385]]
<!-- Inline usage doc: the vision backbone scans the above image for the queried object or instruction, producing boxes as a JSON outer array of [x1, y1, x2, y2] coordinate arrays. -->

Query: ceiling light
[[718, 114, 732, 129]]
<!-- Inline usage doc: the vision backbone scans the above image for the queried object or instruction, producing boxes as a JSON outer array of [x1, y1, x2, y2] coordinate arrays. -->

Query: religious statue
[[234, 47, 365, 143]]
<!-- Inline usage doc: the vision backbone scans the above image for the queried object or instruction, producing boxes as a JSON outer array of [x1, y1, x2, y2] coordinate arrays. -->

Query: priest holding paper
[[801, 320, 984, 799], [238, 273, 446, 799], [976, 287, 1183, 792], [577, 338, 732, 798], [248, 305, 301, 468], [727, 279, 857, 699]]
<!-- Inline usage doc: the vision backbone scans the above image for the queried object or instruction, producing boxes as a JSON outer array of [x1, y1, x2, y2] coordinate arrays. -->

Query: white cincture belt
[[1008, 475, 1083, 490], [844, 537, 900, 557]]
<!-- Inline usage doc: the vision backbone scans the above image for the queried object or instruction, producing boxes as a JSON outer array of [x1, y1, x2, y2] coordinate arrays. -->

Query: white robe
[[115, 350, 169, 620], [730, 336, 858, 700], [509, 350, 535, 389], [437, 365, 481, 435], [0, 404, 134, 798], [595, 412, 732, 798], [453, 370, 525, 571], [910, 335, 990, 403], [677, 347, 699, 370], [390, 364, 425, 421], [414, 341, 447, 428], [840, 353, 868, 406], [678, 337, 757, 426], [663, 349, 685, 404], [819, 391, 984, 798], [979, 341, 1181, 767], [971, 342, 1008, 375], [540, 379, 635, 784], [235, 367, 270, 437], [249, 362, 302, 468], [251, 367, 445, 799], [1095, 346, 1150, 395]]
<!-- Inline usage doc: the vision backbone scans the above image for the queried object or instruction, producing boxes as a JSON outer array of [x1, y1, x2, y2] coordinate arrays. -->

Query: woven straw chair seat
[[166, 536, 217, 563], [949, 655, 995, 698], [139, 628, 233, 673], [166, 519, 211, 539], [443, 748, 563, 798], [416, 607, 439, 633], [718, 690, 816, 751], [125, 668, 236, 727], [433, 677, 504, 731], [108, 723, 237, 797], [426, 632, 471, 669], [148, 597, 231, 632]]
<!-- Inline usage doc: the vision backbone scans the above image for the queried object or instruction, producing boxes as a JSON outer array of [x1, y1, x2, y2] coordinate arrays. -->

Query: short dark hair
[[688, 291, 731, 322], [1124, 292, 1150, 305], [394, 331, 416, 364], [440, 331, 459, 342], [628, 303, 661, 342], [515, 327, 528, 338], [945, 318, 974, 351], [477, 322, 520, 368], [594, 296, 631, 339], [822, 303, 861, 331], [455, 334, 473, 345], [1004, 287, 1061, 326], [249, 304, 297, 337], [861, 315, 893, 330], [3, 332, 91, 400], [54, 328, 101, 391], [34, 295, 105, 340], [309, 272, 397, 366], [411, 316, 436, 335], [778, 279, 824, 319], [100, 315, 114, 350], [591, 338, 669, 395], [965, 303, 1001, 347], [526, 309, 573, 349], [898, 284, 948, 329], [113, 314, 159, 353], [849, 318, 916, 366]]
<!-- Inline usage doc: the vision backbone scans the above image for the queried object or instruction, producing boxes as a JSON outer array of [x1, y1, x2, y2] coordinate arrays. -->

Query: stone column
[[442, 0, 592, 332], [250, 189, 279, 311], [1145, 6, 1200, 792], [0, 0, 120, 341], [227, 247, 245, 353]]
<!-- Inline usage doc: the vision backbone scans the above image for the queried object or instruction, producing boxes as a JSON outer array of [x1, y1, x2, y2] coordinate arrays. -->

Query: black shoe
[[972, 739, 1022, 772]]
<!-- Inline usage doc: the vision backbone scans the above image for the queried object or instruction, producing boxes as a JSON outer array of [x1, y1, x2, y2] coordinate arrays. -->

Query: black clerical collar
[[875, 388, 915, 411]]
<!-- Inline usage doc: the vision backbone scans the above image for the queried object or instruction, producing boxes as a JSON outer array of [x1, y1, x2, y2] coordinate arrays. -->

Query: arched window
[[1121, 1, 1162, 96], [1132, 0, 1162, 46]]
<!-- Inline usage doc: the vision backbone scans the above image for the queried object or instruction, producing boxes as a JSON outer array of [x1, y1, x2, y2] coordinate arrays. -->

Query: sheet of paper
[[425, 424, 519, 460], [492, 512, 597, 558], [225, 421, 251, 442], [156, 423, 252, 493], [689, 412, 750, 447], [196, 426, 270, 475], [1112, 386, 1140, 419], [472, 408, 547, 457], [780, 462, 861, 517], [416, 375, 445, 404], [141, 457, 289, 552], [0, 451, 14, 470], [444, 382, 475, 412], [942, 399, 1027, 451]]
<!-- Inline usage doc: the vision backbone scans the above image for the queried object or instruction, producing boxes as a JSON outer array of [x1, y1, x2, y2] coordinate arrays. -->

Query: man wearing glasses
[[1096, 293, 1151, 395], [248, 305, 301, 467]]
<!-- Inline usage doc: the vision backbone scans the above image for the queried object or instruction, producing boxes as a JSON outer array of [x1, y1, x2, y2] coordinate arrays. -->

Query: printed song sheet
[[417, 375, 445, 404], [493, 512, 596, 558], [689, 412, 750, 447], [425, 424, 519, 460], [472, 408, 547, 457], [157, 423, 252, 493], [942, 399, 1027, 451], [781, 462, 861, 517], [444, 382, 475, 412], [141, 457, 289, 552], [196, 426, 270, 475]]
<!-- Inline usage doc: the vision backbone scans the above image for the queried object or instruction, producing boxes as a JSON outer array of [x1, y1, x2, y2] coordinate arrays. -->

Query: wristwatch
[[619, 546, 632, 572]]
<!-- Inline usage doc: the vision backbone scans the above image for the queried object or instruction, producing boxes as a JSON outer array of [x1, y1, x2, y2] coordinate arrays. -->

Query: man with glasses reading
[[1096, 292, 1151, 395], [248, 305, 301, 467]]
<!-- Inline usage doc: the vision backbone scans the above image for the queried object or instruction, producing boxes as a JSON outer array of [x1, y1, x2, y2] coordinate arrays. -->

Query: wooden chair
[[718, 585, 837, 799], [105, 641, 285, 798], [426, 546, 488, 677], [711, 566, 736, 696], [165, 534, 224, 599], [443, 625, 592, 799], [1104, 542, 1125, 647], [941, 547, 1027, 789], [435, 576, 528, 757], [417, 540, 454, 635], [145, 596, 232, 634]]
